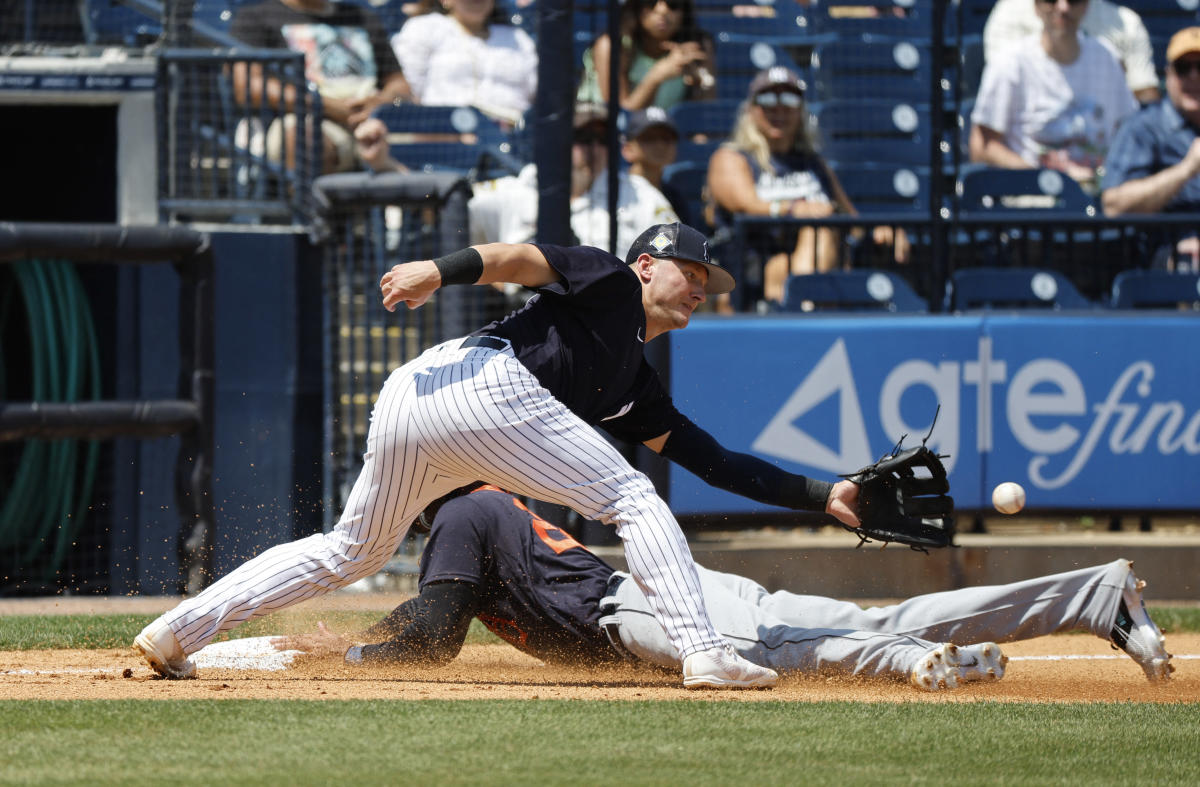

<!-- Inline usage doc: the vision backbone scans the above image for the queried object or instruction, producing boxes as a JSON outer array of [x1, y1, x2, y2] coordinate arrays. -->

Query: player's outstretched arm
[[380, 243, 560, 312], [651, 421, 862, 529]]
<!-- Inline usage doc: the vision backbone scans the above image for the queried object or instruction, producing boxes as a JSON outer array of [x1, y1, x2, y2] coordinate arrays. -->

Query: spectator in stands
[[970, 0, 1139, 192], [707, 67, 909, 306], [390, 0, 538, 126], [230, 0, 411, 173], [622, 107, 691, 222], [578, 0, 716, 111], [983, 0, 1160, 104], [1102, 27, 1200, 271], [354, 103, 679, 258]]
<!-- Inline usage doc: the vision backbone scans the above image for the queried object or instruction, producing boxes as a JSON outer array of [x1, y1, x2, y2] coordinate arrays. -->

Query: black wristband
[[432, 247, 484, 286]]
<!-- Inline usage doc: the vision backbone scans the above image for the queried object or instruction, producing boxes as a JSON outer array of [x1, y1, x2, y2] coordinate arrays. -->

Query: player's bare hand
[[826, 479, 861, 529], [380, 260, 442, 311], [271, 621, 351, 657]]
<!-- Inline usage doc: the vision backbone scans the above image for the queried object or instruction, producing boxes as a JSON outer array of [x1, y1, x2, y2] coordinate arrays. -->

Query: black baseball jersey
[[419, 485, 620, 664], [474, 244, 689, 443]]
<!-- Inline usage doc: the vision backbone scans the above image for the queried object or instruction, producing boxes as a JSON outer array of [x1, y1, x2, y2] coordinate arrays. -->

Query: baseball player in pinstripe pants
[[274, 484, 1170, 687], [134, 222, 861, 688]]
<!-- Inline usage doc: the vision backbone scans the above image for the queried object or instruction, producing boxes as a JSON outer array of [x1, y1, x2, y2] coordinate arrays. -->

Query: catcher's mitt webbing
[[842, 444, 956, 552]]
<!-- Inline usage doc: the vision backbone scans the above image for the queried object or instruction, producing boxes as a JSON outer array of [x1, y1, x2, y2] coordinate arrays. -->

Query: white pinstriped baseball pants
[[164, 339, 726, 659]]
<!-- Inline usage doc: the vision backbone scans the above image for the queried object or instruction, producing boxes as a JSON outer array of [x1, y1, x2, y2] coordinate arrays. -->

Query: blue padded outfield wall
[[668, 315, 1200, 514]]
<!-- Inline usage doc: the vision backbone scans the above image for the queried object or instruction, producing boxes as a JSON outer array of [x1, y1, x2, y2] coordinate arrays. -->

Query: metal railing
[[156, 49, 320, 227], [311, 171, 517, 532], [726, 213, 1200, 312]]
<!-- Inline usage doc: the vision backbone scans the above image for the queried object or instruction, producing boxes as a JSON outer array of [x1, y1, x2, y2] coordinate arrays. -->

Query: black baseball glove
[[840, 443, 955, 552]]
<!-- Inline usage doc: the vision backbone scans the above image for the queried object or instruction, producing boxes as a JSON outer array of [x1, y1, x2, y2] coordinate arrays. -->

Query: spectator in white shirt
[[970, 0, 1139, 191], [391, 0, 537, 126], [983, 0, 1159, 104]]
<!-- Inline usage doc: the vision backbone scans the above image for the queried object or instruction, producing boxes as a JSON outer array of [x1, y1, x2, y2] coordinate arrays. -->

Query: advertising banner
[[668, 314, 1200, 513]]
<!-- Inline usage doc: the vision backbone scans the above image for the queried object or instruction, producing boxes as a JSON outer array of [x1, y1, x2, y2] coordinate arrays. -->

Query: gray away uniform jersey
[[161, 244, 726, 661], [359, 487, 1136, 681]]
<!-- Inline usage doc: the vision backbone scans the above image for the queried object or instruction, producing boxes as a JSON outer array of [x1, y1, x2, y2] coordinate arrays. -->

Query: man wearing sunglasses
[[1101, 27, 1200, 270], [970, 0, 1138, 192]]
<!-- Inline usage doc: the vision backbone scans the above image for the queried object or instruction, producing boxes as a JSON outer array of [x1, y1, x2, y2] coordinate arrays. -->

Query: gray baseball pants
[[603, 559, 1132, 679]]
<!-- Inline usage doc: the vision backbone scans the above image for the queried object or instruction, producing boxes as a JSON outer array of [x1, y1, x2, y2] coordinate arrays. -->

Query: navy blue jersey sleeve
[[531, 244, 639, 302], [599, 361, 690, 443]]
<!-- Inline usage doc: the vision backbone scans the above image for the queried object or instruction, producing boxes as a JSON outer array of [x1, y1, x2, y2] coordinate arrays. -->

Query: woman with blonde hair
[[708, 67, 908, 305]]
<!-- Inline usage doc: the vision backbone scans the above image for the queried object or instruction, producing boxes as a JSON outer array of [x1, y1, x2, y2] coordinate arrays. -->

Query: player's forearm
[[348, 582, 476, 666], [660, 422, 833, 511]]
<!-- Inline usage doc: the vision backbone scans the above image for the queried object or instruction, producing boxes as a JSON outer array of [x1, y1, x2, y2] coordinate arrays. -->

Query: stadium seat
[[957, 0, 994, 38], [943, 267, 1093, 311], [1110, 269, 1200, 310], [84, 0, 160, 46], [1135, 0, 1200, 42], [782, 270, 928, 312], [662, 161, 711, 230], [810, 37, 934, 104], [811, 99, 935, 167], [805, 0, 936, 40], [668, 99, 742, 143], [696, 0, 816, 41], [374, 104, 524, 178], [830, 163, 931, 213], [713, 40, 808, 101], [957, 166, 1097, 215]]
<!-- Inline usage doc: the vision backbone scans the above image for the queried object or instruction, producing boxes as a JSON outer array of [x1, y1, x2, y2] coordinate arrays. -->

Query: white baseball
[[992, 482, 1026, 515]]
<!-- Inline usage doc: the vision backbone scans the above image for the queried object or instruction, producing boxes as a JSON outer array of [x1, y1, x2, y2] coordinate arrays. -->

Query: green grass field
[[1, 700, 1198, 785], [2, 612, 1197, 785]]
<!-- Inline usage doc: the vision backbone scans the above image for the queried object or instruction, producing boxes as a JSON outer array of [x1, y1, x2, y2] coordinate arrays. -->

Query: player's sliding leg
[[605, 568, 1004, 691]]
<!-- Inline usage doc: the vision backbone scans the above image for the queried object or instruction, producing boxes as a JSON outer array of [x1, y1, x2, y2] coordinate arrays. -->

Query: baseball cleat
[[910, 642, 1005, 691], [1110, 570, 1174, 682], [954, 642, 1008, 683], [133, 617, 196, 679], [682, 644, 778, 689]]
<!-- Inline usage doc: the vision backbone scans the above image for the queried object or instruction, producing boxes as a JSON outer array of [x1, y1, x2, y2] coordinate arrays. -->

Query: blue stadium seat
[[1110, 269, 1200, 309], [806, 0, 936, 40], [831, 163, 931, 213], [696, 0, 816, 40], [662, 161, 711, 230], [810, 37, 934, 103], [958, 0, 994, 38], [374, 104, 524, 178], [943, 267, 1093, 311], [957, 166, 1096, 215], [783, 270, 928, 312], [713, 39, 807, 101], [669, 98, 742, 142], [675, 139, 722, 167], [811, 99, 935, 167], [1135, 0, 1200, 41], [85, 0, 160, 46]]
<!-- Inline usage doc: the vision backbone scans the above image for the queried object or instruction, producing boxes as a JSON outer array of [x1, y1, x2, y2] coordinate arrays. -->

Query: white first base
[[190, 636, 301, 671]]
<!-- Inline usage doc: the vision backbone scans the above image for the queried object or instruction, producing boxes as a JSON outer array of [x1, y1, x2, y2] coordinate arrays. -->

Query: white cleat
[[132, 617, 196, 679], [910, 642, 1005, 692], [682, 644, 778, 689], [1111, 569, 1174, 682], [954, 642, 1008, 683]]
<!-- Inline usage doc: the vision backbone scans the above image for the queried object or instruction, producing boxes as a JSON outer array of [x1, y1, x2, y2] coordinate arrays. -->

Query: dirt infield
[[3, 634, 1197, 703]]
